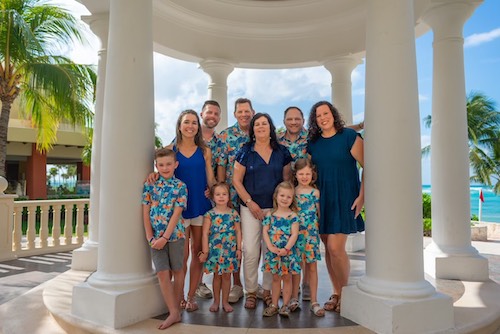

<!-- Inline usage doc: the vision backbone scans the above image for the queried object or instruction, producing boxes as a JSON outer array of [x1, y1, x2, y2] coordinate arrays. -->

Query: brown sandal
[[263, 293, 273, 307], [334, 297, 341, 313], [185, 297, 198, 312], [245, 292, 257, 309], [324, 294, 339, 311]]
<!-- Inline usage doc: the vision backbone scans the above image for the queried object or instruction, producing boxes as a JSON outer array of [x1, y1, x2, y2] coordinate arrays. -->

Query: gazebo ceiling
[[78, 0, 431, 68]]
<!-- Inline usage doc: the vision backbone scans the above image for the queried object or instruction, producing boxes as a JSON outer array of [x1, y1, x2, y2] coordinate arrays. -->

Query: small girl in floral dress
[[261, 181, 301, 317], [199, 182, 242, 313], [292, 158, 324, 316]]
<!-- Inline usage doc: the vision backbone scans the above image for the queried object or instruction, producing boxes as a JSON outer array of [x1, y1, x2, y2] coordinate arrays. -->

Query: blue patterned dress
[[203, 209, 240, 274], [261, 213, 301, 276], [295, 189, 321, 263]]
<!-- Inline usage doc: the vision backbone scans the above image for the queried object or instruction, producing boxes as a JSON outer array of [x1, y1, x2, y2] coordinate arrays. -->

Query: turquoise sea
[[422, 185, 500, 223]]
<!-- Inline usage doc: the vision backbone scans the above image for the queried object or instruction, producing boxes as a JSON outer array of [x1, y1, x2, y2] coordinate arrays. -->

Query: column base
[[72, 279, 165, 329], [424, 242, 489, 281], [342, 284, 454, 334], [346, 232, 365, 252], [71, 240, 98, 271]]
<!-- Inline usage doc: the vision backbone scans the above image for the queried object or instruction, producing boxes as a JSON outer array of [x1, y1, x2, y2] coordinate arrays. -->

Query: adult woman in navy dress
[[307, 101, 364, 313]]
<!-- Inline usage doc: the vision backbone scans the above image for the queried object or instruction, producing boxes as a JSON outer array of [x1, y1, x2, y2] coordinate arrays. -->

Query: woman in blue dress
[[307, 101, 364, 313]]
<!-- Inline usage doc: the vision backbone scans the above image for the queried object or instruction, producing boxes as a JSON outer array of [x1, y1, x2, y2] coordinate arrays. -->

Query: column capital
[[83, 13, 110, 49], [323, 54, 363, 79], [199, 58, 234, 83], [423, 0, 482, 37]]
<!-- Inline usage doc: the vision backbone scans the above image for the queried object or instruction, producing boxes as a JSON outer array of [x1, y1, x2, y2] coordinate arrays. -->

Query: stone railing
[[0, 187, 89, 261]]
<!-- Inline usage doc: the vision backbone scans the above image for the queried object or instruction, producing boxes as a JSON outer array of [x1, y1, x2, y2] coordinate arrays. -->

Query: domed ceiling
[[78, 0, 431, 68]]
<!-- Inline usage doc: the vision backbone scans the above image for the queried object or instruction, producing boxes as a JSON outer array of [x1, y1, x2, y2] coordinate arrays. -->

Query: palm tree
[[422, 92, 500, 193], [81, 124, 163, 166], [0, 0, 96, 178]]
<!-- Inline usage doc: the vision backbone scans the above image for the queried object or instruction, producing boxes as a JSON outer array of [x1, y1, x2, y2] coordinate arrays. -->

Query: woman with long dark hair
[[307, 101, 365, 313]]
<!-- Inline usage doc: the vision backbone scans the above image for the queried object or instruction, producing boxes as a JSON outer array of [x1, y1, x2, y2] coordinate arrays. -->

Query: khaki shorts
[[183, 215, 203, 228], [150, 238, 185, 272]]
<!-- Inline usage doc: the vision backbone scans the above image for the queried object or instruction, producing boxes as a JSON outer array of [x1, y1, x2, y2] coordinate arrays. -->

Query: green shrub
[[423, 218, 432, 236], [422, 193, 431, 219]]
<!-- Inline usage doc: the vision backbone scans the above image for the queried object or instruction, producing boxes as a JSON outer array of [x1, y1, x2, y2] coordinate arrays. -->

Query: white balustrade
[[0, 198, 89, 258]]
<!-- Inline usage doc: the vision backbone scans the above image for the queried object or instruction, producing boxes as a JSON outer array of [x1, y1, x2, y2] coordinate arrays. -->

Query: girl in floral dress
[[261, 181, 301, 317], [199, 182, 242, 313], [292, 158, 324, 317]]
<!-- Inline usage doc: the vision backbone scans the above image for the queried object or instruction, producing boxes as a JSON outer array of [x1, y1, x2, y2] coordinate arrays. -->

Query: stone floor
[[0, 238, 499, 333]]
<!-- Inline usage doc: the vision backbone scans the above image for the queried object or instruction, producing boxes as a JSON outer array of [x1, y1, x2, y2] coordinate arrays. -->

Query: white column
[[72, 14, 108, 271], [341, 0, 453, 333], [199, 59, 234, 131], [423, 0, 488, 281], [72, 0, 164, 329], [324, 55, 363, 124], [0, 178, 16, 261]]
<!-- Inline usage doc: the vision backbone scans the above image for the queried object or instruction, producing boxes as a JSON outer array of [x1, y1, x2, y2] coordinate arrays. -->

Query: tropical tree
[[422, 92, 500, 193], [0, 0, 96, 178]]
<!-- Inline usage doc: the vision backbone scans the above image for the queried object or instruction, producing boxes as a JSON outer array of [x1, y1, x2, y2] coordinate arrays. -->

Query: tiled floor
[[0, 252, 72, 305], [1, 238, 499, 332]]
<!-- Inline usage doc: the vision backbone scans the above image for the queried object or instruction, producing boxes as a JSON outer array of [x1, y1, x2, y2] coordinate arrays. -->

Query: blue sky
[[70, 0, 500, 185]]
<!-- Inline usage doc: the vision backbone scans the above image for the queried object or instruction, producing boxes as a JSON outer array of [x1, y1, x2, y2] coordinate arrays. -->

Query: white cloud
[[153, 54, 208, 143], [464, 27, 500, 48], [419, 94, 429, 102], [421, 134, 431, 149], [228, 67, 330, 106]]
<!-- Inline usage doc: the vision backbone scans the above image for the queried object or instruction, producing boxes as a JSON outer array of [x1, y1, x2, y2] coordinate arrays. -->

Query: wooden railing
[[0, 195, 89, 260]]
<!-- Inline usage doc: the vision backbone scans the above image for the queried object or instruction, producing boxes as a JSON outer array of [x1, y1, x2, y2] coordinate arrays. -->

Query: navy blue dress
[[307, 128, 364, 234]]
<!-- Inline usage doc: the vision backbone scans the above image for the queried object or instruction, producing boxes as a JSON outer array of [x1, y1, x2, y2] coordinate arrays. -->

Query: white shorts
[[184, 215, 203, 228]]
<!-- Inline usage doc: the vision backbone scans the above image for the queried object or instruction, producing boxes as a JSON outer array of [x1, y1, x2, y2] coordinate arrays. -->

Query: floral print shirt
[[219, 123, 250, 208], [142, 176, 187, 241], [277, 128, 309, 163]]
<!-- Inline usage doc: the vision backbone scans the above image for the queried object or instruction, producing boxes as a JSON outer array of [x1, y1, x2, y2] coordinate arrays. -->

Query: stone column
[[71, 14, 109, 271], [423, 0, 488, 281], [199, 59, 234, 131], [26, 144, 46, 199], [341, 0, 453, 333], [324, 55, 363, 124], [0, 177, 16, 261], [72, 0, 164, 328]]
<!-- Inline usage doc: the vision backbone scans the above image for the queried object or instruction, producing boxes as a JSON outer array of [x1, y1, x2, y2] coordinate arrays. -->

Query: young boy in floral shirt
[[142, 148, 187, 330]]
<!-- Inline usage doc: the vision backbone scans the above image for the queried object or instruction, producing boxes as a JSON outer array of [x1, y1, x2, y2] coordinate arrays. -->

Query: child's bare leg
[[221, 273, 233, 312], [210, 274, 221, 312], [271, 274, 281, 306], [172, 268, 184, 307], [291, 273, 300, 300], [157, 270, 181, 330], [282, 274, 292, 306], [308, 262, 319, 304]]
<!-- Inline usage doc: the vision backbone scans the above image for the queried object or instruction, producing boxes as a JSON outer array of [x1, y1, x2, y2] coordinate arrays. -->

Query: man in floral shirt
[[218, 97, 255, 303], [219, 97, 255, 209]]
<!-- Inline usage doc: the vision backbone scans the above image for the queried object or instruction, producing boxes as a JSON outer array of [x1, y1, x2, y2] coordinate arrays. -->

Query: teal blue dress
[[203, 209, 240, 274], [307, 128, 365, 234]]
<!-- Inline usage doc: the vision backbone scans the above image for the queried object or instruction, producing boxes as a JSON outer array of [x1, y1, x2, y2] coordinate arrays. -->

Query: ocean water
[[422, 185, 500, 223]]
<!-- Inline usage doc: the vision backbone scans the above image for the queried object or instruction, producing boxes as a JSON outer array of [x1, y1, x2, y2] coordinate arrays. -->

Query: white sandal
[[310, 302, 325, 317]]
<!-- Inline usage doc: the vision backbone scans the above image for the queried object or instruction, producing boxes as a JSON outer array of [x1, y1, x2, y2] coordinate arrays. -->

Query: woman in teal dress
[[307, 101, 364, 313]]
